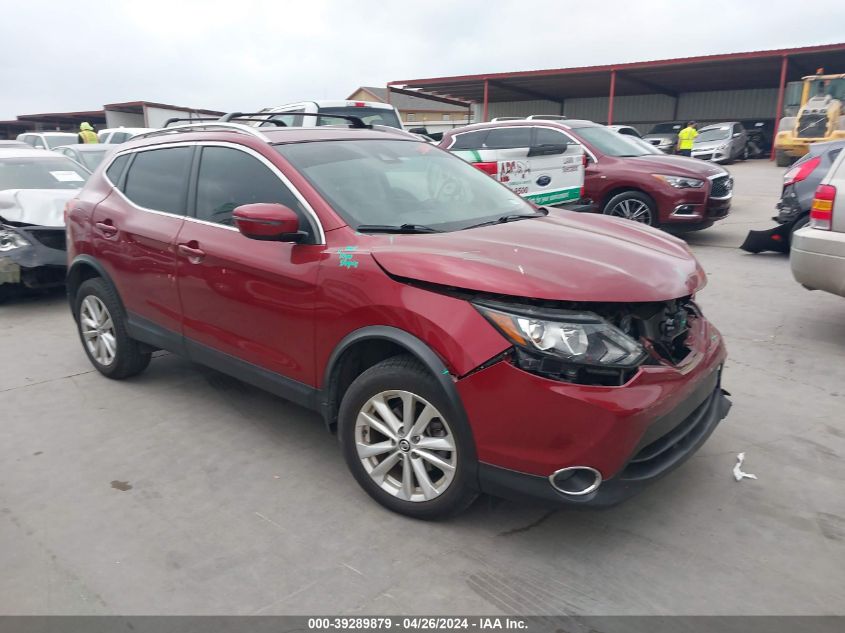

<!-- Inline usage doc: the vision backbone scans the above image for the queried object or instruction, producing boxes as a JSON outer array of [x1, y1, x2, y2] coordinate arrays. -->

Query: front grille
[[710, 175, 732, 198], [27, 228, 66, 251], [796, 113, 829, 139]]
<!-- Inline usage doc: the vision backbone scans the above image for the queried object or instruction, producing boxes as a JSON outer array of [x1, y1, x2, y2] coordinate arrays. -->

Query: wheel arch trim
[[321, 326, 477, 458], [66, 255, 123, 319]]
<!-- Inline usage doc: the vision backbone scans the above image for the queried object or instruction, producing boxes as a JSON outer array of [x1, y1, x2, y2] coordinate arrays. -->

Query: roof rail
[[162, 116, 221, 128], [130, 122, 270, 142], [221, 111, 371, 129]]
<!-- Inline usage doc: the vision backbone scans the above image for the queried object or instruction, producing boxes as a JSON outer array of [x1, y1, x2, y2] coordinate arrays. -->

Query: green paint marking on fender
[[338, 246, 359, 269]]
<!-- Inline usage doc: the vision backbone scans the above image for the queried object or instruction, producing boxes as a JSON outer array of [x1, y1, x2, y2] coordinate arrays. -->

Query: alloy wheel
[[355, 390, 457, 502], [79, 295, 117, 366], [609, 199, 652, 224]]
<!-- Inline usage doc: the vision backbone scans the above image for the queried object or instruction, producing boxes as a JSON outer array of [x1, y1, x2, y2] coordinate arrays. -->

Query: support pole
[[482, 79, 489, 122], [607, 70, 617, 125], [771, 55, 788, 160]]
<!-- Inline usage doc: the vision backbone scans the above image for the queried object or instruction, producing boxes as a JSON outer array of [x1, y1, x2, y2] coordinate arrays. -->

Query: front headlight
[[475, 302, 646, 370], [653, 174, 704, 189], [0, 228, 29, 252]]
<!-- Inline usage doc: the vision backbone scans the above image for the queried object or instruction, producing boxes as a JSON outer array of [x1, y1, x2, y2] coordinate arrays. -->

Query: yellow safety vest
[[677, 127, 698, 150], [79, 129, 98, 144]]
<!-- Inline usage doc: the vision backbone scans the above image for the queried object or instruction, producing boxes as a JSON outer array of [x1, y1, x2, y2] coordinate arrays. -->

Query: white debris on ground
[[733, 452, 758, 482]]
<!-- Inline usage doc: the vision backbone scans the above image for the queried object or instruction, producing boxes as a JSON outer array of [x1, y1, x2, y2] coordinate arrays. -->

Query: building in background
[[388, 42, 845, 153], [0, 101, 223, 139], [347, 86, 472, 133]]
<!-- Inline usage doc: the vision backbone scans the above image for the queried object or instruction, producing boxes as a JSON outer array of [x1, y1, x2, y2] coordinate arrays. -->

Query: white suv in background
[[16, 132, 77, 150], [791, 148, 845, 299], [254, 100, 403, 129]]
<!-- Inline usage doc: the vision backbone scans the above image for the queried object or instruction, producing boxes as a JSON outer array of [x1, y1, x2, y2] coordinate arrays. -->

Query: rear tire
[[603, 191, 658, 226], [74, 278, 151, 379], [338, 355, 478, 519], [775, 150, 792, 167]]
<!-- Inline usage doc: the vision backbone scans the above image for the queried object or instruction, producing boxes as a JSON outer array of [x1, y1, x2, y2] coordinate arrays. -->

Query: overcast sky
[[2, 0, 845, 119]]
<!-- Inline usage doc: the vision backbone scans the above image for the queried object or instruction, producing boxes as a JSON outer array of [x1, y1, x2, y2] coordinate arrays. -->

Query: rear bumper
[[478, 384, 731, 507], [791, 226, 845, 297]]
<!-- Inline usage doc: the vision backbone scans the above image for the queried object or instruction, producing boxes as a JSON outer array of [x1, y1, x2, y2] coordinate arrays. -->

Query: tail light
[[473, 161, 498, 177], [810, 184, 836, 230], [783, 155, 821, 187]]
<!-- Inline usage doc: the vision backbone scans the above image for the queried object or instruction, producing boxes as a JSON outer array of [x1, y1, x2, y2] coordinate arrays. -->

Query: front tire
[[74, 278, 151, 379], [339, 355, 477, 519], [603, 191, 658, 226]]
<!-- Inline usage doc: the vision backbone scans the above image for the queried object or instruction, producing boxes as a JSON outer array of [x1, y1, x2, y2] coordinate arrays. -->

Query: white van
[[445, 122, 585, 207], [255, 100, 403, 129]]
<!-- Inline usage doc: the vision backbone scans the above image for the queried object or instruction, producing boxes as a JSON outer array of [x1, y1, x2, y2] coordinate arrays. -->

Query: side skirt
[[126, 312, 320, 412]]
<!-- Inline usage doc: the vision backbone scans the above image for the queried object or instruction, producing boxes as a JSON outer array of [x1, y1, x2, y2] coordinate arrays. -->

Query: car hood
[[693, 139, 731, 150], [369, 212, 706, 303], [624, 154, 729, 178], [0, 188, 77, 227]]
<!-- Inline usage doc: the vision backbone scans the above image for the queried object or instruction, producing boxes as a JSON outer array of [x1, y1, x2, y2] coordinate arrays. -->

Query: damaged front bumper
[[0, 224, 67, 290]]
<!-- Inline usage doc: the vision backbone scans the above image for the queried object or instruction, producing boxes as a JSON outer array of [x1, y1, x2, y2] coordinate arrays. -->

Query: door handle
[[177, 243, 206, 262], [95, 221, 118, 237]]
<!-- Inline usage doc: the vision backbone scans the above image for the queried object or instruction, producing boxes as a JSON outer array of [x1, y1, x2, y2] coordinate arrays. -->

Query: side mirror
[[233, 203, 305, 242], [732, 132, 742, 138], [528, 142, 567, 157]]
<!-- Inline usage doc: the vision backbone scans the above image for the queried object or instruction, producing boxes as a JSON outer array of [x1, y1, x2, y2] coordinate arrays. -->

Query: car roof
[[264, 100, 396, 111], [25, 131, 77, 136], [117, 123, 419, 151], [0, 148, 69, 159], [444, 119, 598, 135], [54, 144, 111, 151], [700, 122, 739, 129]]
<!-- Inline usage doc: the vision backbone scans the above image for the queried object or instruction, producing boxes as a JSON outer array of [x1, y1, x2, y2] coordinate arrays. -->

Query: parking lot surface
[[1, 160, 844, 615]]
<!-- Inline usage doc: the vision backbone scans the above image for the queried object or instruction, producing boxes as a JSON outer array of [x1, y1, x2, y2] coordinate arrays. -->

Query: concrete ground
[[1, 160, 844, 616]]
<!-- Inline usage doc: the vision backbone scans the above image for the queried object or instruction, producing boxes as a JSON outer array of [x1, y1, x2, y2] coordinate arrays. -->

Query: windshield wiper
[[356, 223, 440, 234], [463, 210, 548, 230]]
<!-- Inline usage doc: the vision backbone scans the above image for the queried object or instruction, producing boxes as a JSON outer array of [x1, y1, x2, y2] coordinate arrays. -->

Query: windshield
[[275, 139, 535, 232], [696, 127, 731, 143], [573, 126, 654, 157], [317, 107, 403, 129], [648, 123, 682, 135], [0, 156, 90, 190], [44, 134, 76, 149], [78, 149, 109, 170], [808, 77, 845, 100]]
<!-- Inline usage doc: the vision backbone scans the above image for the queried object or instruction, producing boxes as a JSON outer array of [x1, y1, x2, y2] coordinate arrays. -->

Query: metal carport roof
[[389, 42, 845, 115]]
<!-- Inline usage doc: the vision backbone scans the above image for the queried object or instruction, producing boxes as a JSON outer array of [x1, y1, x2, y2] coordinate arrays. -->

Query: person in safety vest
[[676, 121, 698, 156], [77, 122, 98, 144]]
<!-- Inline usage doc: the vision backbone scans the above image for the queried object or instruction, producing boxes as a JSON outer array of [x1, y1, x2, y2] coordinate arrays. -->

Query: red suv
[[66, 115, 731, 519], [440, 120, 733, 231]]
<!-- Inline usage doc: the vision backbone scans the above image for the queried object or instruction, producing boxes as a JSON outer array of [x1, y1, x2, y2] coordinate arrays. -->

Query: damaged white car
[[0, 149, 89, 300]]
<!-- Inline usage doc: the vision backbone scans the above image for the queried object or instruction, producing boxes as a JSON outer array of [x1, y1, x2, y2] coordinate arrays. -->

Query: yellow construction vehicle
[[774, 72, 845, 166]]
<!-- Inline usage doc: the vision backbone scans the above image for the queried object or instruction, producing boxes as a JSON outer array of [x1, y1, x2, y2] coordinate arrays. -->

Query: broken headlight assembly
[[474, 301, 648, 386], [0, 227, 30, 252]]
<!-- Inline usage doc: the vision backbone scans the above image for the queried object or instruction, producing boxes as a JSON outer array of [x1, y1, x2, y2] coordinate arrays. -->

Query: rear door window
[[450, 130, 489, 150], [484, 127, 532, 149], [122, 147, 193, 215], [194, 146, 308, 232]]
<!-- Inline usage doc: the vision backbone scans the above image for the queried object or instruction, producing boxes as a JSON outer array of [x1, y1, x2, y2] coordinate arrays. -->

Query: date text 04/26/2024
[[307, 617, 528, 630]]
